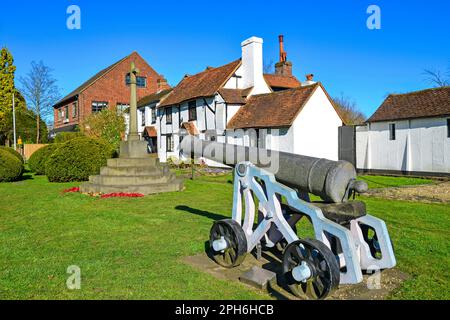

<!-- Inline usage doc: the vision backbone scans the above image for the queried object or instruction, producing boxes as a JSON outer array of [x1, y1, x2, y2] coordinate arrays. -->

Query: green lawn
[[358, 175, 434, 189], [0, 171, 448, 299]]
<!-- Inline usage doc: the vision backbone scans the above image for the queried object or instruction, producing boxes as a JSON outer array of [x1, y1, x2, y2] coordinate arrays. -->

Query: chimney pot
[[278, 34, 287, 62]]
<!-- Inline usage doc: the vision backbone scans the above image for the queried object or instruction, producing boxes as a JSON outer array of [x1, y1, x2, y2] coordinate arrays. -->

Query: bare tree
[[20, 61, 60, 143], [423, 68, 450, 87], [333, 94, 366, 125], [264, 59, 274, 74]]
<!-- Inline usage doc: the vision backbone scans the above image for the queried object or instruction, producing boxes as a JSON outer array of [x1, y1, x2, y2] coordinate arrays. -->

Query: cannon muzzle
[[180, 136, 367, 203]]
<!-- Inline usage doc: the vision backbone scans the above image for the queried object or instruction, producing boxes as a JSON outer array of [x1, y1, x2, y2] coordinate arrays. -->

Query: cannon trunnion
[[180, 136, 396, 299]]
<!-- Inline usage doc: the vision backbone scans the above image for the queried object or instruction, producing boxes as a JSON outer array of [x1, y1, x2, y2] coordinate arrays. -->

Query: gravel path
[[365, 181, 450, 203]]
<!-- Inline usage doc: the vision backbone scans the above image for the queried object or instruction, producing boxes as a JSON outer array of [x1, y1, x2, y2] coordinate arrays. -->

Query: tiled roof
[[144, 126, 157, 137], [137, 89, 173, 107], [55, 52, 133, 106], [227, 83, 320, 129], [264, 74, 301, 89], [218, 87, 252, 104], [159, 59, 241, 107], [368, 86, 450, 122], [181, 121, 199, 136]]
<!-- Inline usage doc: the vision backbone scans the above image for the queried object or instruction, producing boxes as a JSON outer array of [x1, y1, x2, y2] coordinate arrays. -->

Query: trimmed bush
[[0, 146, 24, 164], [0, 149, 23, 182], [28, 144, 60, 175], [54, 132, 83, 144], [46, 137, 114, 182]]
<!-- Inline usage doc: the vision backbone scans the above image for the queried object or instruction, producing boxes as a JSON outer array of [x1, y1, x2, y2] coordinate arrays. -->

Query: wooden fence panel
[[23, 144, 48, 160]]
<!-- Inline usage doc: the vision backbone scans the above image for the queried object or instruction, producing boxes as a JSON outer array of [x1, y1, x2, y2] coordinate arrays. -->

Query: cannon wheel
[[283, 239, 340, 300], [209, 219, 247, 268], [275, 225, 298, 253]]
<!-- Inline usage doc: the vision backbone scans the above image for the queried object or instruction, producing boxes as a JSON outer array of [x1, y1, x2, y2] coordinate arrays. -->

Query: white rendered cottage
[[137, 36, 344, 164], [356, 86, 450, 176]]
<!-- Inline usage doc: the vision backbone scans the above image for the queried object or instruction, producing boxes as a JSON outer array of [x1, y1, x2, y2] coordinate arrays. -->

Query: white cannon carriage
[[180, 136, 396, 299]]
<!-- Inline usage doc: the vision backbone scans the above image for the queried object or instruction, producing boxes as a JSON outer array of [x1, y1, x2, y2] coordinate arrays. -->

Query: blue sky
[[1, 0, 449, 118]]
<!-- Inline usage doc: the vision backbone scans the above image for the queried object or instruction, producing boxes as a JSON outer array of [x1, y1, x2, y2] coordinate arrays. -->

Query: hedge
[[0, 146, 24, 164], [54, 132, 83, 144], [46, 137, 114, 182], [0, 149, 23, 182], [28, 144, 60, 175]]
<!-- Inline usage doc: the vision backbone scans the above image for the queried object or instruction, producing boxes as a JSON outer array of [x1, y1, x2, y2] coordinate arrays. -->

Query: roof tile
[[160, 59, 241, 107], [227, 83, 319, 129], [368, 86, 450, 122], [264, 74, 301, 89]]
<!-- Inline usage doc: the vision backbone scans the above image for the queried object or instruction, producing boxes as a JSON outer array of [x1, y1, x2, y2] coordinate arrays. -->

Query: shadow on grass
[[18, 173, 34, 181], [175, 205, 228, 222]]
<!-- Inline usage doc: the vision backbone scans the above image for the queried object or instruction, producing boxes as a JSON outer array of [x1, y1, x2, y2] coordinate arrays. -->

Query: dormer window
[[125, 74, 147, 88]]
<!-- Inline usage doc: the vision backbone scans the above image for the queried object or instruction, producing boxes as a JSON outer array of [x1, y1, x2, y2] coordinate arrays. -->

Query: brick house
[[52, 51, 169, 133]]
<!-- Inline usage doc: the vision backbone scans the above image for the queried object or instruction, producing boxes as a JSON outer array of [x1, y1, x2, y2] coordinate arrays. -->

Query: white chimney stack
[[241, 36, 270, 94]]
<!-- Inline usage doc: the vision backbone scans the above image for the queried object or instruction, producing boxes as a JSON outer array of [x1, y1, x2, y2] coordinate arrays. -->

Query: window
[[58, 108, 62, 121], [165, 107, 172, 124], [151, 107, 156, 124], [72, 102, 77, 118], [188, 100, 197, 121], [116, 103, 129, 113], [166, 135, 174, 152], [64, 106, 69, 122], [389, 123, 396, 141], [92, 101, 108, 113], [125, 74, 147, 88], [447, 119, 450, 138], [140, 108, 146, 126]]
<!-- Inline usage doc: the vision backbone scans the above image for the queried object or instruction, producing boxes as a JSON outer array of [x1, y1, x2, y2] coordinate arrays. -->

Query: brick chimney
[[275, 35, 293, 76], [157, 76, 170, 92]]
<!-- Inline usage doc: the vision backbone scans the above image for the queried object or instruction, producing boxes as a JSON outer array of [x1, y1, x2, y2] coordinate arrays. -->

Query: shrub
[[80, 109, 126, 152], [0, 146, 24, 164], [0, 149, 23, 182], [28, 144, 60, 175], [46, 137, 114, 182], [54, 132, 83, 144]]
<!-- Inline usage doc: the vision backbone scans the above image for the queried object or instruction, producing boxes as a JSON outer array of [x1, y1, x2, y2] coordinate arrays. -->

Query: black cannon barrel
[[180, 136, 367, 203]]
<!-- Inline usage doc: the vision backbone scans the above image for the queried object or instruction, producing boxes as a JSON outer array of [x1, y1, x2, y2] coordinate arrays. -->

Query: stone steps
[[100, 165, 169, 177], [80, 178, 184, 195], [89, 173, 175, 186], [79, 155, 183, 195], [107, 157, 159, 168]]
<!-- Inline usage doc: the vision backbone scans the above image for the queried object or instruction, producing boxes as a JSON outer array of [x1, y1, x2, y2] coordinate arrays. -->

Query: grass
[[358, 175, 434, 189], [0, 170, 448, 299]]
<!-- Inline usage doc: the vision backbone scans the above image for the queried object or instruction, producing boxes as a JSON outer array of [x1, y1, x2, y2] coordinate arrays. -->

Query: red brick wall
[[54, 52, 165, 130]]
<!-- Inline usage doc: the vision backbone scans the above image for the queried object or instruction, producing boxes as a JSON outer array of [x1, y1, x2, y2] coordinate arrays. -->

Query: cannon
[[180, 136, 396, 299]]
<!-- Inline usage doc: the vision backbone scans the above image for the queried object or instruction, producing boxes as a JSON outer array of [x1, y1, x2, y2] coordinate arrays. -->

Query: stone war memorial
[[80, 62, 183, 195]]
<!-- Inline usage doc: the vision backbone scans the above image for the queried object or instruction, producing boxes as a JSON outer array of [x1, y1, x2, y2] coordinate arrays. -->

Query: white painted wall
[[356, 117, 450, 173], [292, 85, 342, 160], [223, 65, 243, 89]]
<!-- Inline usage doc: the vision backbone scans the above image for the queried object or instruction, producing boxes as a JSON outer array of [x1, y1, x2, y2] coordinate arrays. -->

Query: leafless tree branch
[[333, 93, 366, 125], [423, 68, 450, 87], [19, 61, 61, 143]]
